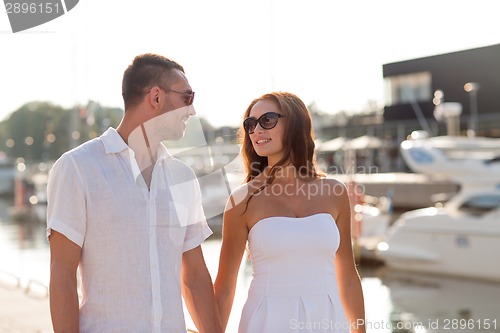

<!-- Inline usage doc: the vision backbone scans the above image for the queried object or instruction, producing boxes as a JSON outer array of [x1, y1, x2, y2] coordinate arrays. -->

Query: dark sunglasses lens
[[243, 118, 257, 133], [244, 112, 282, 133], [260, 113, 279, 129]]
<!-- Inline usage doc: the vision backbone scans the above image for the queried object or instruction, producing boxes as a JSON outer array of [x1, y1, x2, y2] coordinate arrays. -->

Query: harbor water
[[1, 197, 499, 333]]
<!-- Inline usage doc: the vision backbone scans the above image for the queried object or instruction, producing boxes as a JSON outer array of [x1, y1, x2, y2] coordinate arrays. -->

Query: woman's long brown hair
[[239, 92, 325, 208]]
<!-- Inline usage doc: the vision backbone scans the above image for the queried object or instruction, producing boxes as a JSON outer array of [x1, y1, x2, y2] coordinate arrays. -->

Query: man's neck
[[126, 124, 162, 189]]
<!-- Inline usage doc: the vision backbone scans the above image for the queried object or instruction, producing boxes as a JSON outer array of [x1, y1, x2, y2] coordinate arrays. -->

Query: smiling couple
[[47, 53, 365, 333]]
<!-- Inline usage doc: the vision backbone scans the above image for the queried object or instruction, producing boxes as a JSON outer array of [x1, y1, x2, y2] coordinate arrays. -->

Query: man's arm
[[213, 195, 248, 330], [49, 230, 81, 333], [182, 245, 223, 333]]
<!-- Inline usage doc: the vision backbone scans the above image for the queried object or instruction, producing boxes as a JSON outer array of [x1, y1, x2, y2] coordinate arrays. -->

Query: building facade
[[319, 44, 500, 173], [383, 43, 500, 137]]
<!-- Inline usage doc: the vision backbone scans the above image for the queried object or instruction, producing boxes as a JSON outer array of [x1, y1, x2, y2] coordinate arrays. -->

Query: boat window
[[459, 194, 500, 215]]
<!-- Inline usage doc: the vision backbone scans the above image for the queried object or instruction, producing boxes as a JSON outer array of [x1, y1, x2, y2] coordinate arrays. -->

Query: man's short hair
[[122, 53, 184, 109]]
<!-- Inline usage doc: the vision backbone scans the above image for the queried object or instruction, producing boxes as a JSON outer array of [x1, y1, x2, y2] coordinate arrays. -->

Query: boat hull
[[378, 209, 500, 282]]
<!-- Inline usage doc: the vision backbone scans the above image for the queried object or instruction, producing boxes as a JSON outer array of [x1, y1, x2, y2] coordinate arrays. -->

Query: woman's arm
[[332, 181, 367, 333], [214, 192, 249, 330], [182, 246, 223, 333]]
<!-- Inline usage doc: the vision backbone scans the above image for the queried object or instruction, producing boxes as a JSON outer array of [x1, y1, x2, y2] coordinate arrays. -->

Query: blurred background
[[1, 1, 500, 332]]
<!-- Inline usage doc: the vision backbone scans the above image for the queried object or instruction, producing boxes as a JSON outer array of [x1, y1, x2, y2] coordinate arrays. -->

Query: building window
[[384, 72, 432, 106]]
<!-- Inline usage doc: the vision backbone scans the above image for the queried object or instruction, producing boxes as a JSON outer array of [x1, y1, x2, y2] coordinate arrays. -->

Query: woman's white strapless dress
[[238, 213, 350, 333]]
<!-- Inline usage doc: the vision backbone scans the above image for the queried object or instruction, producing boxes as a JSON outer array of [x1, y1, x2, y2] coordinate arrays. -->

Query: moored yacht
[[377, 134, 500, 282]]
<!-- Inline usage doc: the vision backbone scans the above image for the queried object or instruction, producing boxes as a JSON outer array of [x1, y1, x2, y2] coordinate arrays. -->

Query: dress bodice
[[247, 213, 341, 296], [239, 213, 350, 332]]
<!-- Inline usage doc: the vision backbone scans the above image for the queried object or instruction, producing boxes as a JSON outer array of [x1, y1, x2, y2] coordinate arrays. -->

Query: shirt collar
[[157, 142, 172, 161], [101, 127, 173, 161], [101, 127, 128, 154]]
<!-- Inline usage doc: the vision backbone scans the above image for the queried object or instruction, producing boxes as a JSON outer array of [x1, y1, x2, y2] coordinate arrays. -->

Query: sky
[[1, 0, 499, 128]]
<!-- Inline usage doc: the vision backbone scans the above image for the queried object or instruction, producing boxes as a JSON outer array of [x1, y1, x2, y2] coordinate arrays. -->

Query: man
[[47, 53, 222, 332]]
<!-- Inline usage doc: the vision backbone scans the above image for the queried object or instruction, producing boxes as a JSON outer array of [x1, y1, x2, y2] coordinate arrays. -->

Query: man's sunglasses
[[166, 89, 195, 106], [243, 112, 285, 134]]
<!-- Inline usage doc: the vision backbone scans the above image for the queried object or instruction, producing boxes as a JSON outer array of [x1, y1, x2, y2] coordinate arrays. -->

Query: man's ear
[[147, 86, 161, 108]]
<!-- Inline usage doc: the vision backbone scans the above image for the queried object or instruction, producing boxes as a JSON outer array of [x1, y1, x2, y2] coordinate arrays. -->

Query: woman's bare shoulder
[[318, 177, 348, 194], [227, 173, 266, 205], [226, 183, 250, 210]]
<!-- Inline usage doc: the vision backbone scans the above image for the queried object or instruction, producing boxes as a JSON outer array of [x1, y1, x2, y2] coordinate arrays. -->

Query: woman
[[214, 92, 366, 333]]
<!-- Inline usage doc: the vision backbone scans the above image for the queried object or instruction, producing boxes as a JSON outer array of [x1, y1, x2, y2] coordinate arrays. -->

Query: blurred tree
[[0, 101, 122, 162], [4, 102, 64, 161]]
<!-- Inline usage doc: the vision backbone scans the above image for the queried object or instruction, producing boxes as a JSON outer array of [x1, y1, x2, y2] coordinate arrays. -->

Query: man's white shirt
[[47, 127, 212, 332]]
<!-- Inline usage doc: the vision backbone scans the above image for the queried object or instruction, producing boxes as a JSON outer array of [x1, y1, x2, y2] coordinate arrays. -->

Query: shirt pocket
[[156, 201, 188, 248]]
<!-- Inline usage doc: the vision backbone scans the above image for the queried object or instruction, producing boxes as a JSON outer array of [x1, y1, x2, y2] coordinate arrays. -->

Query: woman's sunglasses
[[243, 112, 285, 134]]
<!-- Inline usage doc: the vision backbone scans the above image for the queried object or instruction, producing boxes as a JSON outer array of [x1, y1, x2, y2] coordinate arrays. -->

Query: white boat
[[377, 134, 500, 282], [399, 133, 500, 184]]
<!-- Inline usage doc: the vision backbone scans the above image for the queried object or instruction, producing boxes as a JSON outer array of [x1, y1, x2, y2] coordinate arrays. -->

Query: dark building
[[318, 44, 500, 173], [383, 43, 500, 136]]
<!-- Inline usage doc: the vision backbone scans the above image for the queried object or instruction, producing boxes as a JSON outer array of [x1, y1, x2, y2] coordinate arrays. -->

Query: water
[[1, 198, 499, 333], [0, 198, 49, 291]]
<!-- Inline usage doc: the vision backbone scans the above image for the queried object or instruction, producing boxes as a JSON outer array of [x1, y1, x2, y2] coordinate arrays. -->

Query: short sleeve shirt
[[46, 127, 212, 332]]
